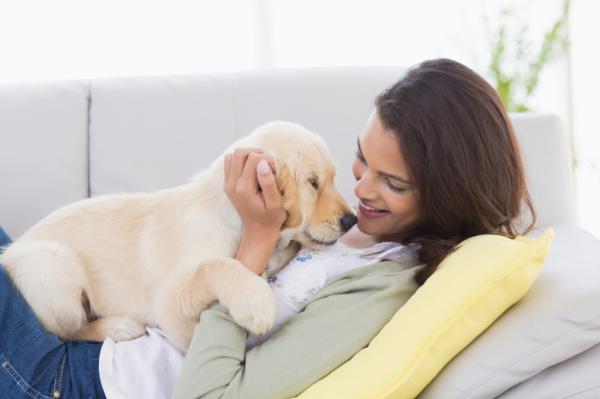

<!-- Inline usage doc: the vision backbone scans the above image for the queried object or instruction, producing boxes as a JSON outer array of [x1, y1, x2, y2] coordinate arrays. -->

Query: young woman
[[0, 58, 535, 399]]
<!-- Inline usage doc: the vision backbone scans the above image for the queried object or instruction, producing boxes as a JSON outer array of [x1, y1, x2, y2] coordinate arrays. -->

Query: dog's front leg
[[155, 258, 275, 351]]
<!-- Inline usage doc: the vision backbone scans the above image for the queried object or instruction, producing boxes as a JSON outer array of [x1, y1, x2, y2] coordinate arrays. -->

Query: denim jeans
[[0, 228, 106, 399], [0, 226, 10, 249]]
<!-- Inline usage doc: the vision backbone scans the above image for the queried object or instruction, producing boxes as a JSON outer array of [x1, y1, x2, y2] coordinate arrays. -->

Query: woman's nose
[[354, 170, 376, 200]]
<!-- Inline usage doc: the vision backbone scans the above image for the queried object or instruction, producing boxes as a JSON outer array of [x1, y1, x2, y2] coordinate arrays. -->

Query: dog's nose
[[340, 213, 358, 232]]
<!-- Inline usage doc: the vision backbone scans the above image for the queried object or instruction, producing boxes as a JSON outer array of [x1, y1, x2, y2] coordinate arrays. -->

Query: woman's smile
[[358, 201, 389, 218]]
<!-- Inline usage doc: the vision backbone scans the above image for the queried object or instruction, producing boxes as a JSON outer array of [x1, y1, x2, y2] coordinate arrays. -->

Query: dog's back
[[0, 177, 240, 342]]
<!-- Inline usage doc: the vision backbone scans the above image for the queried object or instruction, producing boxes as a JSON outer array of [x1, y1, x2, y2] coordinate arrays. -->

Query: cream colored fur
[[0, 121, 354, 350]]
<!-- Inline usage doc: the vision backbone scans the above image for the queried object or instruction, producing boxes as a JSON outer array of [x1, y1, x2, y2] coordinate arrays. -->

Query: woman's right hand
[[224, 148, 287, 274], [224, 148, 286, 233]]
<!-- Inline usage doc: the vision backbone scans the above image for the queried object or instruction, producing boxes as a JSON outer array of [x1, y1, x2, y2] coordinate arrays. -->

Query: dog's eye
[[309, 178, 319, 190]]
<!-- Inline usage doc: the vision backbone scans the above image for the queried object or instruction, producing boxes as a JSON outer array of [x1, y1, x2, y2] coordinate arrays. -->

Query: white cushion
[[89, 75, 238, 195], [510, 113, 577, 230], [0, 80, 89, 238], [498, 343, 600, 398], [87, 71, 576, 231], [0, 68, 578, 236], [419, 225, 600, 399], [88, 67, 402, 201]]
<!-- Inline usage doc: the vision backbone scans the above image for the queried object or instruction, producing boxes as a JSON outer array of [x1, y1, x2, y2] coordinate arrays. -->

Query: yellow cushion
[[295, 228, 554, 399]]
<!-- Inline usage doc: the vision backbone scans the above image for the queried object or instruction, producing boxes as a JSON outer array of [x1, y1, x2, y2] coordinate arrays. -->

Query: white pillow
[[498, 342, 600, 398], [419, 225, 600, 398]]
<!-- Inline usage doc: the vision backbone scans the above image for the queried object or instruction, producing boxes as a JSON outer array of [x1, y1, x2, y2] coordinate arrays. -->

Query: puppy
[[0, 121, 356, 350]]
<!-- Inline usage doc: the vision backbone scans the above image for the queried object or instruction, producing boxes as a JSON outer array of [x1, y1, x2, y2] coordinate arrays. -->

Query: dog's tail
[[0, 240, 91, 338]]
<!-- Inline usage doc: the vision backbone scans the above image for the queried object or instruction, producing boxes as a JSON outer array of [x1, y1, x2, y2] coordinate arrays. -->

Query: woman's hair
[[375, 58, 536, 285]]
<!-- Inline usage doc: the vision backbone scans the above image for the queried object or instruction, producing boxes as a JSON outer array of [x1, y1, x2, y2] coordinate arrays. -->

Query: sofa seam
[[228, 76, 240, 139], [86, 80, 92, 198]]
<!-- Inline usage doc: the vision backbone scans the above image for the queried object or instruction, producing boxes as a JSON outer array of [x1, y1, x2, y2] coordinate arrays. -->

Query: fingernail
[[258, 160, 270, 174]]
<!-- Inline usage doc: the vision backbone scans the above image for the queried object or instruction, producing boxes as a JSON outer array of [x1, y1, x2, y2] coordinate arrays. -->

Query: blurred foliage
[[484, 0, 572, 112]]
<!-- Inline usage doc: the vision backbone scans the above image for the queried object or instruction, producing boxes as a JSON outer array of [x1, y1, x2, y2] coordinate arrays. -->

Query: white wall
[[0, 0, 261, 81], [569, 0, 600, 238], [1, 0, 596, 237]]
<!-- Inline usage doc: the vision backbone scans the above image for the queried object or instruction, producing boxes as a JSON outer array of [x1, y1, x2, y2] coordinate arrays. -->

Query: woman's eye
[[309, 178, 319, 190], [387, 180, 408, 193], [354, 150, 366, 163]]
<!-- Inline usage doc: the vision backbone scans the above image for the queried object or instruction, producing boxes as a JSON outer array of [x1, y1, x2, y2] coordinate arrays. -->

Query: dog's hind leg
[[72, 316, 146, 342], [0, 240, 90, 340]]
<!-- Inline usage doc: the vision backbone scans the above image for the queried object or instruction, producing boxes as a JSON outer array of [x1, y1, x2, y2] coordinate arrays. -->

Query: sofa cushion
[[85, 70, 576, 232], [498, 342, 600, 399], [88, 75, 239, 196], [0, 81, 89, 238], [87, 67, 403, 202], [296, 229, 553, 399], [419, 225, 600, 398]]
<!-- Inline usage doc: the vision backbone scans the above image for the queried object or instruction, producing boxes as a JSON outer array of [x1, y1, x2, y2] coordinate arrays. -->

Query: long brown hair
[[375, 58, 536, 285]]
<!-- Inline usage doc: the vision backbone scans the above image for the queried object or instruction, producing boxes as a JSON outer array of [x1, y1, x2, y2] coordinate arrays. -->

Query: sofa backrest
[[0, 67, 577, 238], [0, 80, 90, 238]]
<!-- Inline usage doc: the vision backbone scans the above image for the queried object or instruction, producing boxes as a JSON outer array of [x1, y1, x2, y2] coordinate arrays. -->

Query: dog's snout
[[340, 213, 358, 232]]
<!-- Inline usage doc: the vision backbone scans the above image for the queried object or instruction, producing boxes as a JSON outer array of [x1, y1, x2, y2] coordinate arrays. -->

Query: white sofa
[[1, 67, 599, 398]]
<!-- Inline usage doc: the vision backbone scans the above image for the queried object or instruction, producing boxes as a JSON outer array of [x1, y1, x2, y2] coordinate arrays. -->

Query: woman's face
[[352, 110, 421, 240]]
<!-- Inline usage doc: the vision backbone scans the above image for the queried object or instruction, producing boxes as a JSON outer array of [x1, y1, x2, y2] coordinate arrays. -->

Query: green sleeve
[[171, 262, 421, 399]]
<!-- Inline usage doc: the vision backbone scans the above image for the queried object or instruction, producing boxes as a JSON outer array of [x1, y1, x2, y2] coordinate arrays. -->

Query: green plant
[[484, 0, 572, 112]]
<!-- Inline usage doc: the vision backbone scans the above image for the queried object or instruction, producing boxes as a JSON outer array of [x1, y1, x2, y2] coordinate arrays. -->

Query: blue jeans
[[0, 228, 106, 399]]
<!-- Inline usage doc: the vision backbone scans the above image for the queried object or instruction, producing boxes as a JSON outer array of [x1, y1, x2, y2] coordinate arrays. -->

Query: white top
[[99, 240, 411, 399]]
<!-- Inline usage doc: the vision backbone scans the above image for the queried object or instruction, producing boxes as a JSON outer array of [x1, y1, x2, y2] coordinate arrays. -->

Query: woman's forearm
[[235, 227, 279, 275], [171, 261, 421, 399]]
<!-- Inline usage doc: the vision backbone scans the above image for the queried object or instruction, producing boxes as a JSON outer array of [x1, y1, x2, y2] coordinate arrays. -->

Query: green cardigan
[[171, 256, 424, 399]]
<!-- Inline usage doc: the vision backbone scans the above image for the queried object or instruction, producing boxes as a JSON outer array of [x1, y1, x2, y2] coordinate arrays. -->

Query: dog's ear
[[274, 160, 303, 229], [271, 151, 292, 192], [274, 160, 292, 196]]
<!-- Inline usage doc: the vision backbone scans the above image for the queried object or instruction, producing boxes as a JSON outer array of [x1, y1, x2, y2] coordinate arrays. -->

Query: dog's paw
[[103, 317, 146, 342], [224, 276, 276, 336]]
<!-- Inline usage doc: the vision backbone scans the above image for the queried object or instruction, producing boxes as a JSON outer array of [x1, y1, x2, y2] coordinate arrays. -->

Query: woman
[[0, 58, 535, 399]]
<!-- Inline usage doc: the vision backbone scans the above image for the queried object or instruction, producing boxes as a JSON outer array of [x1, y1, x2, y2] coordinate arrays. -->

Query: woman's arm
[[223, 148, 286, 275], [171, 150, 419, 398], [171, 261, 420, 399], [234, 225, 279, 275]]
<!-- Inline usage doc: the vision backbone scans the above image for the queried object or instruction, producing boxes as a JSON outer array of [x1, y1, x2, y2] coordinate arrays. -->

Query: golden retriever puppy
[[0, 121, 356, 350]]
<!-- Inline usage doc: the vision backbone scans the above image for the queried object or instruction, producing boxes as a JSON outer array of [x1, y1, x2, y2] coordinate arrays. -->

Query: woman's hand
[[224, 148, 287, 274], [224, 148, 286, 233]]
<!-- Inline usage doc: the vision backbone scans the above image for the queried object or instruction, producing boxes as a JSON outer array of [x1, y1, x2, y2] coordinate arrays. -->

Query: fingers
[[229, 148, 264, 182], [222, 147, 285, 232], [239, 153, 262, 193], [239, 152, 276, 193], [225, 148, 263, 194], [224, 148, 278, 201], [257, 159, 281, 210]]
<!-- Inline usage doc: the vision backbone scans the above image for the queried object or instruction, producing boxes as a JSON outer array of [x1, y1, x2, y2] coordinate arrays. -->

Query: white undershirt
[[99, 240, 411, 399]]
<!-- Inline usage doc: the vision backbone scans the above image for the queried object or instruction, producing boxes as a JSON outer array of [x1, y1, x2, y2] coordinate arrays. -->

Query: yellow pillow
[[295, 228, 554, 399]]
